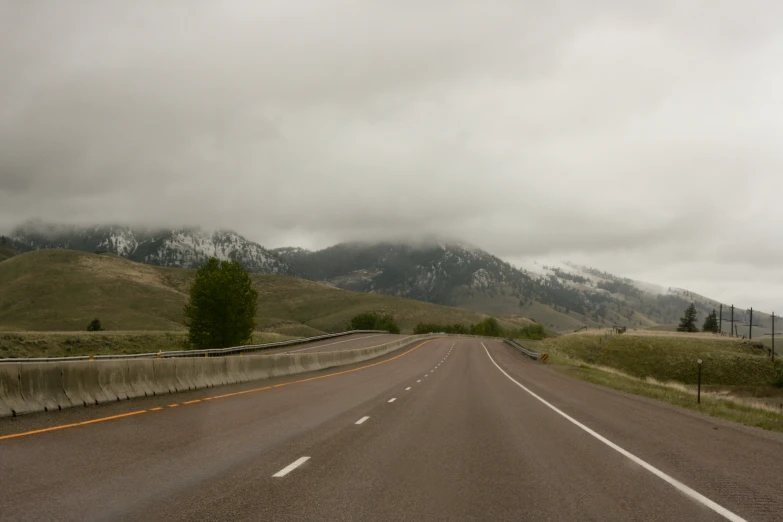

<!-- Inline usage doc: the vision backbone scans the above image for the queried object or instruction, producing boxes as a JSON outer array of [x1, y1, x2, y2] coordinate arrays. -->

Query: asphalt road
[[1, 337, 781, 521], [260, 333, 403, 355]]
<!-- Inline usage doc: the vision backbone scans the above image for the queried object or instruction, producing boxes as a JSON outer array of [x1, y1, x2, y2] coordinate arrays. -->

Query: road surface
[[260, 332, 403, 355], [1, 337, 781, 521]]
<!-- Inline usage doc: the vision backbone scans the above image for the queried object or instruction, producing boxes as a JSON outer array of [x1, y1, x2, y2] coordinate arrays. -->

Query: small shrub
[[377, 314, 400, 334], [773, 368, 783, 389], [516, 323, 547, 340], [472, 317, 501, 337], [351, 312, 381, 330], [87, 319, 104, 332]]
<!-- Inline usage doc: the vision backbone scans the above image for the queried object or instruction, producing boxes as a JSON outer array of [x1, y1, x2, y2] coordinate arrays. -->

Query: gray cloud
[[2, 1, 783, 310]]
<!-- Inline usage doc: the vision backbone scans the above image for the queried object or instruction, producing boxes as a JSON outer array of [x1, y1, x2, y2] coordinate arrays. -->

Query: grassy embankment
[[0, 249, 512, 357], [516, 330, 783, 432], [0, 331, 298, 359]]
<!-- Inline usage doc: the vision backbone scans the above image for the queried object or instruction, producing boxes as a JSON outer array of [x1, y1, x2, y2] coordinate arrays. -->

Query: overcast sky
[[2, 1, 783, 311]]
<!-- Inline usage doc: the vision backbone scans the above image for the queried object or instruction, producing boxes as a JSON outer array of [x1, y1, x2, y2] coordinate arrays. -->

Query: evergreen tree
[[677, 303, 699, 333], [702, 309, 719, 333], [184, 258, 258, 349]]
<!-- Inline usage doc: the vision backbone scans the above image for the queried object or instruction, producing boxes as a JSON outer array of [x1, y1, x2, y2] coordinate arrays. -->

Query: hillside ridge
[[8, 222, 765, 333], [0, 249, 508, 334]]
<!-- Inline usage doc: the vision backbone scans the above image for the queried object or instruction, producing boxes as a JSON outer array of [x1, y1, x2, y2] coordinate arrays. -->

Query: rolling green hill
[[0, 249, 509, 333]]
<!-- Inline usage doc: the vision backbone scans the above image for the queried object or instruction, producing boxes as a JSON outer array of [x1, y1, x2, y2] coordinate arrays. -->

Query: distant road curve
[[261, 333, 403, 355]]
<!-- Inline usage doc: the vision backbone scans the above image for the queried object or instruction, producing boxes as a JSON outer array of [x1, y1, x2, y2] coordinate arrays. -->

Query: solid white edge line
[[273, 457, 311, 477], [388, 398, 397, 403], [480, 342, 747, 522], [355, 416, 370, 425]]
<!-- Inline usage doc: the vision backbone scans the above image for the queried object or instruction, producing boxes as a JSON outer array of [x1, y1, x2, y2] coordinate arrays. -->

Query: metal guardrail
[[0, 330, 388, 363], [504, 339, 542, 361]]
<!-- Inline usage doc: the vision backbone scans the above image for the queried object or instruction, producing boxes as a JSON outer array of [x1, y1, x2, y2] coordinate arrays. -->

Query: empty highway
[[1, 337, 781, 521]]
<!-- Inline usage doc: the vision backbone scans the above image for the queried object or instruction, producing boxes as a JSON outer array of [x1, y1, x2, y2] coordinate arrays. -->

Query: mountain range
[[2, 221, 766, 333], [5, 221, 295, 276]]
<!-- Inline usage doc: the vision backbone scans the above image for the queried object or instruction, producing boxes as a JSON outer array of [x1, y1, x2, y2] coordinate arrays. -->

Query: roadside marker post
[[697, 359, 702, 404]]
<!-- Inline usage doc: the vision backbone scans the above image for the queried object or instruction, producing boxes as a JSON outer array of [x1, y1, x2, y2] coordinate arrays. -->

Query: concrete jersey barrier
[[0, 335, 438, 418]]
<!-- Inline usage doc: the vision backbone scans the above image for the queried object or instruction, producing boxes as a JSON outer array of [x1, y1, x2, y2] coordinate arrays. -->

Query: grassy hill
[[0, 243, 19, 262], [0, 249, 509, 334], [540, 330, 778, 387]]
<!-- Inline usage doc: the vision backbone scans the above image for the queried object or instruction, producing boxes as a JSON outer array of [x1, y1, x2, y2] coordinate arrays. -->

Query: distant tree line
[[551, 268, 590, 285], [677, 303, 722, 334], [413, 317, 547, 340]]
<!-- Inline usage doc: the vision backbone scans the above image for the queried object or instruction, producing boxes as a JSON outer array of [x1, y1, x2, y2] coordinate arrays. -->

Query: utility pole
[[724, 305, 742, 338], [742, 307, 755, 340], [764, 312, 779, 362]]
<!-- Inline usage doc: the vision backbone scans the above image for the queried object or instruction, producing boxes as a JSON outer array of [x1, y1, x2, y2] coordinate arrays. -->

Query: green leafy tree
[[702, 309, 719, 333], [184, 258, 258, 349], [86, 318, 103, 332], [377, 314, 400, 334], [351, 312, 380, 330], [350, 312, 400, 334], [677, 303, 699, 333], [472, 317, 501, 337]]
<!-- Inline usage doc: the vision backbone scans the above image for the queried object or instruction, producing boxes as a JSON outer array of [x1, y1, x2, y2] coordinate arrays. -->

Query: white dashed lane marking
[[273, 457, 310, 478], [355, 416, 370, 425], [388, 398, 397, 403]]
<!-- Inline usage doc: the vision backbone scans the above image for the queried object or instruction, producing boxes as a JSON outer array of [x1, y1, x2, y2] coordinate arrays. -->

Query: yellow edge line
[[0, 411, 147, 441], [0, 339, 432, 441]]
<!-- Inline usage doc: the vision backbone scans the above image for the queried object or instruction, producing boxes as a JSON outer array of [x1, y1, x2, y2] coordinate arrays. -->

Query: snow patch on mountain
[[11, 223, 296, 275], [96, 228, 139, 257]]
